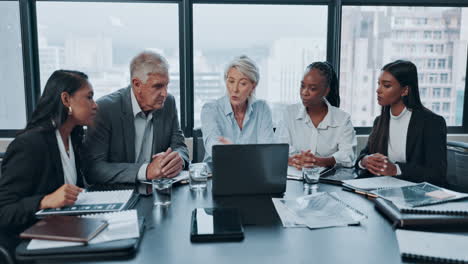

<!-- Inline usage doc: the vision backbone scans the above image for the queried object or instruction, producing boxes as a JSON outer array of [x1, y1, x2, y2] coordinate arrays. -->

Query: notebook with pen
[[35, 190, 137, 216]]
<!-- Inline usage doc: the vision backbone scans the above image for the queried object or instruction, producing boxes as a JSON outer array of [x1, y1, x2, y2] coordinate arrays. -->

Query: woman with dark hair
[[356, 60, 447, 185], [0, 70, 97, 237], [276, 62, 356, 168]]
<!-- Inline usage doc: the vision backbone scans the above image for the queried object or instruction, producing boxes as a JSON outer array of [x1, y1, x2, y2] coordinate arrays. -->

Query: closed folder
[[20, 216, 108, 243], [16, 218, 145, 262], [374, 198, 468, 229]]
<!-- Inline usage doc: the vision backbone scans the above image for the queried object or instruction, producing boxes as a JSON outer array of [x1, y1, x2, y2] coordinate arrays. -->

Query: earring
[[68, 106, 73, 115]]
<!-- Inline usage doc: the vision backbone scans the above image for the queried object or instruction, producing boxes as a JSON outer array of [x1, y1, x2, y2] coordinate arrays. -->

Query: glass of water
[[302, 166, 321, 186], [152, 178, 173, 206], [189, 163, 208, 191]]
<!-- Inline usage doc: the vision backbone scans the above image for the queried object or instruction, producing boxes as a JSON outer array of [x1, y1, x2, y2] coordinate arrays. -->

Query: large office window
[[192, 4, 328, 128], [0, 1, 27, 129], [36, 2, 180, 113], [340, 6, 468, 126]]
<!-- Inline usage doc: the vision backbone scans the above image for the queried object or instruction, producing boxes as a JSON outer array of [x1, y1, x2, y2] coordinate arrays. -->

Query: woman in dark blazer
[[0, 70, 97, 242], [356, 60, 447, 186]]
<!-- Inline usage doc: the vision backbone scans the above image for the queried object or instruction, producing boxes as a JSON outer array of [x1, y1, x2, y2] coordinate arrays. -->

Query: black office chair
[[447, 141, 468, 192], [0, 152, 4, 179], [0, 246, 15, 264], [192, 128, 205, 163]]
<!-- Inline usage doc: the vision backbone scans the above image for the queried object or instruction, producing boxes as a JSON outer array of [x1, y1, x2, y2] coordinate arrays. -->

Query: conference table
[[42, 176, 409, 264]]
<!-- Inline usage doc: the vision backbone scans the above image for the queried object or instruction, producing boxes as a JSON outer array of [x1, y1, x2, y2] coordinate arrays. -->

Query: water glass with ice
[[189, 163, 208, 190], [152, 178, 173, 206]]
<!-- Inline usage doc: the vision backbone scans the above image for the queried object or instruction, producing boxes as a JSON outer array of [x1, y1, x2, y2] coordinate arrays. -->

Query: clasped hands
[[288, 150, 327, 169], [146, 147, 184, 180], [361, 153, 397, 176]]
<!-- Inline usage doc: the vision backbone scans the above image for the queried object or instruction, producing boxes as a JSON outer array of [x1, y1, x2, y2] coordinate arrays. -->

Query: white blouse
[[55, 129, 77, 185], [275, 99, 357, 167], [388, 107, 412, 175]]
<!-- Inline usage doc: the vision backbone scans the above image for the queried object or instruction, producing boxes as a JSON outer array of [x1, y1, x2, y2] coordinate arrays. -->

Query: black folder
[[374, 198, 468, 229], [15, 218, 145, 262]]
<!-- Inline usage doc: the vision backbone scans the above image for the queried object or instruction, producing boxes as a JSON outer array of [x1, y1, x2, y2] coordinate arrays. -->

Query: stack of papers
[[272, 192, 366, 229], [27, 210, 139, 250]]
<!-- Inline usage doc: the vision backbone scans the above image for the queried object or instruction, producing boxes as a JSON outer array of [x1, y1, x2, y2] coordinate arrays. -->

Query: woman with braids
[[0, 70, 97, 240], [276, 61, 356, 169], [356, 60, 447, 185]]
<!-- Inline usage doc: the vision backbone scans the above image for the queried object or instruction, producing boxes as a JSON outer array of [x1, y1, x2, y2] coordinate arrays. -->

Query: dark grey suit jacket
[[84, 86, 189, 184]]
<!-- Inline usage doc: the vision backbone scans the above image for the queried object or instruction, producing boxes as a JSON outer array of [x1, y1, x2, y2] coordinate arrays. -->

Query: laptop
[[212, 144, 288, 196]]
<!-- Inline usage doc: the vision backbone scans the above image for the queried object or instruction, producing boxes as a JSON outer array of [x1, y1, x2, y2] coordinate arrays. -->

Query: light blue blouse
[[201, 95, 275, 166]]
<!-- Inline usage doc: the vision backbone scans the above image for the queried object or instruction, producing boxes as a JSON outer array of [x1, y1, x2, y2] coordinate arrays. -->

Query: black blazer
[[0, 128, 84, 233], [356, 108, 447, 186]]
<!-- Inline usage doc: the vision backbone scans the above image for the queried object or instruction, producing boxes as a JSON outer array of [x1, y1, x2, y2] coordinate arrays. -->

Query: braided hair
[[305, 61, 340, 107]]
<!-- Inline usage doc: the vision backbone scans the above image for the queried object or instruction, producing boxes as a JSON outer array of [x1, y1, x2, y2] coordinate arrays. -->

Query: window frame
[[0, 0, 467, 137]]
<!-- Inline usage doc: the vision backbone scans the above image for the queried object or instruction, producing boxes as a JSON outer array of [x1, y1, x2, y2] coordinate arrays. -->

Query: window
[[425, 44, 434, 53], [443, 102, 450, 112], [418, 73, 425, 83], [420, 87, 427, 97], [432, 88, 440, 98], [432, 102, 440, 112], [429, 73, 438, 83], [0, 1, 27, 129], [193, 4, 327, 128], [395, 17, 405, 25], [440, 73, 449, 83], [433, 88, 441, 98], [443, 88, 451, 97], [424, 31, 432, 39], [340, 6, 467, 127], [427, 59, 436, 69], [438, 59, 446, 69], [435, 44, 444, 53], [36, 2, 180, 114]]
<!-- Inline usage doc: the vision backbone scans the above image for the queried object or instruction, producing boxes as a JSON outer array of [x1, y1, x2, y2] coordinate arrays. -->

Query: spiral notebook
[[375, 198, 468, 228], [35, 190, 136, 216], [396, 229, 468, 263], [394, 199, 468, 215]]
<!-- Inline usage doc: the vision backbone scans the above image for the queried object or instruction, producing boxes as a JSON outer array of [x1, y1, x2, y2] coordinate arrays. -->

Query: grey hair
[[130, 51, 169, 83], [224, 55, 260, 85]]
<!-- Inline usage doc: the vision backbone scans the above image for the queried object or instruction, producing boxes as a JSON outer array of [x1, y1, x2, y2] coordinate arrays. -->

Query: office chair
[[0, 152, 4, 179], [192, 128, 205, 163], [0, 246, 15, 264], [447, 141, 468, 192], [454, 151, 468, 192]]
